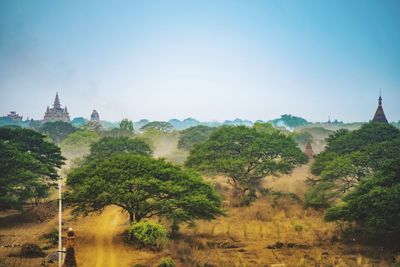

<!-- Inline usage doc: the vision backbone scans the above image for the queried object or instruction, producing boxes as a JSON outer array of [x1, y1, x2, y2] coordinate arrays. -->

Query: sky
[[0, 0, 399, 122]]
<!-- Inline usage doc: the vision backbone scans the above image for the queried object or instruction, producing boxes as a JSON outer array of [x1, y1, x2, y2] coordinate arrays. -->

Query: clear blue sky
[[0, 0, 399, 122]]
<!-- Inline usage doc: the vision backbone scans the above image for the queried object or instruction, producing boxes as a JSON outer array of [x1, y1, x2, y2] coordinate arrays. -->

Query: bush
[[20, 243, 45, 258], [41, 228, 59, 245], [128, 220, 168, 249], [158, 256, 176, 267], [294, 223, 303, 233]]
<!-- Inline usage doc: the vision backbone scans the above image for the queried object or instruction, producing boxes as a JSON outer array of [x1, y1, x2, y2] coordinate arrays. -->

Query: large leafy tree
[[0, 128, 64, 210], [306, 123, 400, 208], [66, 154, 223, 224], [177, 125, 216, 151], [326, 174, 400, 239], [87, 136, 152, 160], [39, 121, 77, 144], [185, 124, 308, 204], [325, 151, 400, 238]]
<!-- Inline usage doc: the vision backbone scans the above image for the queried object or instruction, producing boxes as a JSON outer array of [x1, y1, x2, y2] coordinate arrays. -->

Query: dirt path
[[73, 206, 153, 267]]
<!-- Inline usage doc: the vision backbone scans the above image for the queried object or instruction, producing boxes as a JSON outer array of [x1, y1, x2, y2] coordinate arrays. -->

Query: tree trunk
[[129, 212, 135, 223]]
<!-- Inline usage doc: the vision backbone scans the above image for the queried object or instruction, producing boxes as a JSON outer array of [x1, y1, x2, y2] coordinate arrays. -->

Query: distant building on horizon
[[90, 109, 100, 122], [43, 93, 70, 122], [7, 111, 23, 121], [372, 93, 388, 123]]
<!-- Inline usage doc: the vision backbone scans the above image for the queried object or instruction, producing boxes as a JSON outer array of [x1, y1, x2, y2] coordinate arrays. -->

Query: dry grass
[[1, 163, 397, 267]]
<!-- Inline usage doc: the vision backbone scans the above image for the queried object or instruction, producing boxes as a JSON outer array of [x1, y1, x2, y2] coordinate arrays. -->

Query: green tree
[[141, 121, 173, 133], [306, 123, 400, 208], [325, 167, 400, 239], [320, 124, 400, 238], [0, 128, 64, 210], [291, 131, 313, 146], [270, 114, 309, 128], [71, 117, 87, 127], [119, 118, 134, 132], [66, 154, 223, 224], [39, 121, 77, 144], [185, 124, 308, 204], [87, 136, 152, 160], [177, 125, 215, 151]]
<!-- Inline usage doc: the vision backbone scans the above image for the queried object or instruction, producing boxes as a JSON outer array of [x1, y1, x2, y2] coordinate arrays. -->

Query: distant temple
[[372, 93, 388, 123], [90, 109, 100, 122], [7, 111, 22, 121], [44, 93, 70, 122], [304, 142, 314, 158]]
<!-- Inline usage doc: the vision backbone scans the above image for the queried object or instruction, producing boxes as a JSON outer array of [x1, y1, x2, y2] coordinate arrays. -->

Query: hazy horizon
[[1, 0, 399, 122]]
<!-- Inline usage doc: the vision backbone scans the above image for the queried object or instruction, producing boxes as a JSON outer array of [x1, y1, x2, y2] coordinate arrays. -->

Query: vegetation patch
[[265, 241, 311, 250], [128, 220, 168, 250], [157, 256, 176, 267], [19, 243, 45, 258]]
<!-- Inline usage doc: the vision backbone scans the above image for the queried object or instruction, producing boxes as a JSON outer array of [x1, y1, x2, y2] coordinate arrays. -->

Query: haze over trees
[[0, 128, 64, 210], [87, 136, 152, 161], [141, 121, 173, 133], [270, 114, 309, 128], [186, 123, 308, 205], [177, 125, 215, 151], [39, 121, 77, 144], [60, 130, 100, 159]]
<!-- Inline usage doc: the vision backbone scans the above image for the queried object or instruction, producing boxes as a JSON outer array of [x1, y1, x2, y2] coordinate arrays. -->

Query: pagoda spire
[[372, 90, 388, 123], [54, 92, 61, 109]]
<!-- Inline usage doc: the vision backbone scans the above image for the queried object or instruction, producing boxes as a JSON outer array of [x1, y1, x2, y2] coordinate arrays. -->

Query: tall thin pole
[[58, 177, 62, 267]]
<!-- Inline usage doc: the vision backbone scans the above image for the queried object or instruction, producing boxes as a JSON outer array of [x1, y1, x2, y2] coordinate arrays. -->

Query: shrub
[[41, 228, 59, 245], [158, 256, 176, 267], [128, 220, 168, 249], [293, 223, 304, 233], [20, 243, 45, 258]]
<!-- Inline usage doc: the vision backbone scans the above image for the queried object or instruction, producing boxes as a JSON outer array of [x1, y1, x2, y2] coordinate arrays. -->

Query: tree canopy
[[60, 130, 100, 159], [270, 114, 309, 128], [0, 127, 64, 210], [177, 125, 215, 151], [87, 136, 152, 160], [66, 154, 223, 224], [39, 121, 77, 144], [141, 121, 173, 133], [325, 168, 400, 239], [306, 123, 400, 208], [185, 124, 308, 204], [306, 122, 400, 238], [119, 118, 134, 132]]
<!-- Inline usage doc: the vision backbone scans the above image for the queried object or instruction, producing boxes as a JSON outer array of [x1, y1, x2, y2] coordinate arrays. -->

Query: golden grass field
[[1, 162, 399, 267]]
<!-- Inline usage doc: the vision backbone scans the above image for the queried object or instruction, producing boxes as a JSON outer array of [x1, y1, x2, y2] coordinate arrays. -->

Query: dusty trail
[[73, 206, 153, 267]]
